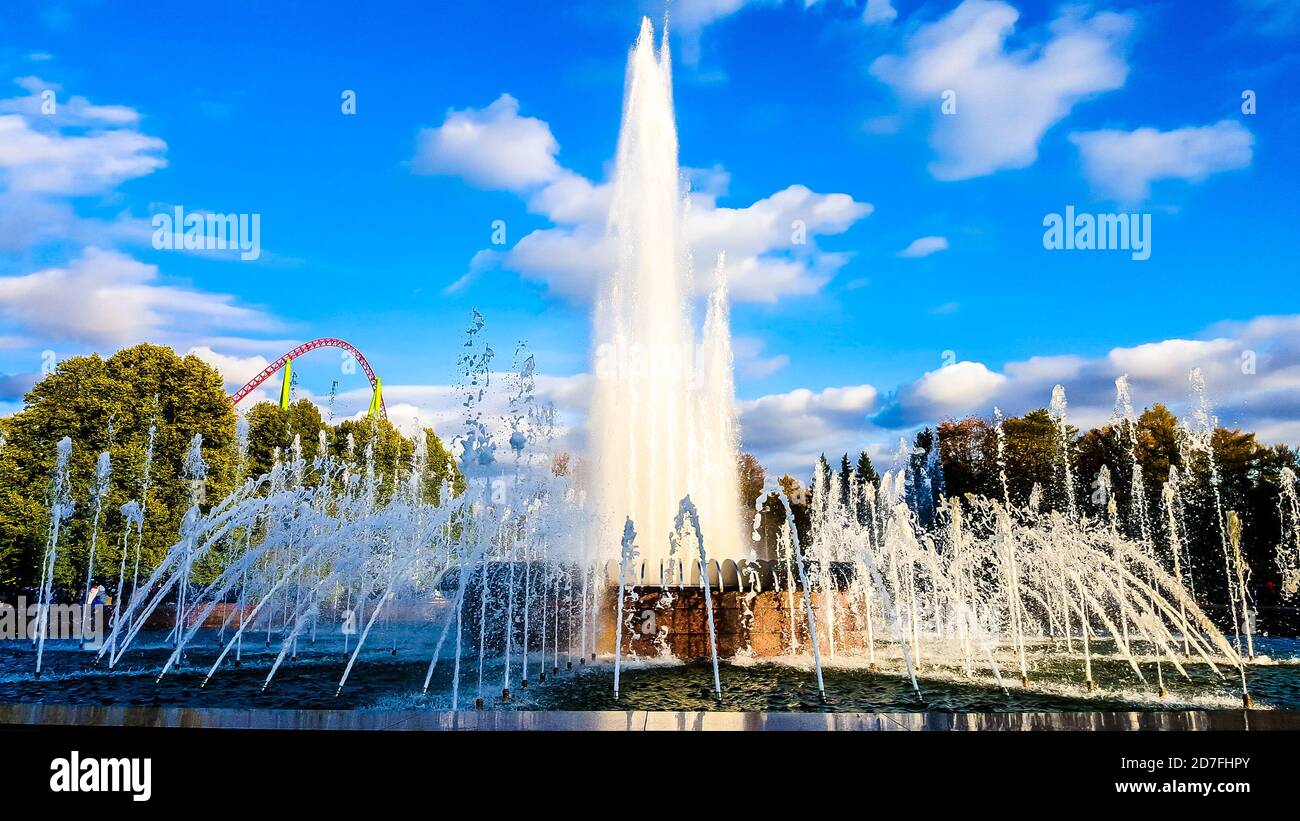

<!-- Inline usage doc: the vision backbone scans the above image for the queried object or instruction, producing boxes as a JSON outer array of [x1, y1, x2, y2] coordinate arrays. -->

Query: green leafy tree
[[0, 344, 235, 592], [737, 452, 766, 515], [1003, 409, 1071, 510]]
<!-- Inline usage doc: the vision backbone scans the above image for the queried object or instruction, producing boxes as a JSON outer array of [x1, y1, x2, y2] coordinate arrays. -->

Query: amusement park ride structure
[[228, 338, 386, 420]]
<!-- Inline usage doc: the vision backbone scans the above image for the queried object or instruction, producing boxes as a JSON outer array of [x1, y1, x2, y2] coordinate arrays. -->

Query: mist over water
[[590, 18, 743, 564]]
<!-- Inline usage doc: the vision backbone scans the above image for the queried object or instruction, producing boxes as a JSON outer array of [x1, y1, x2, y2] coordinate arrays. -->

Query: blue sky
[[1, 0, 1297, 474]]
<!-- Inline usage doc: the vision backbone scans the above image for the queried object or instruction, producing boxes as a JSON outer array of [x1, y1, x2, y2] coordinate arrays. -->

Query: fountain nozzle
[[1086, 679, 1097, 692], [475, 697, 485, 711], [1021, 675, 1030, 688], [502, 688, 510, 703], [1243, 692, 1253, 709], [521, 679, 528, 689]]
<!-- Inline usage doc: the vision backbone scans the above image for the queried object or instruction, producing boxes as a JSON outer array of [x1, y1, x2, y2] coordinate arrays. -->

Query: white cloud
[[415, 97, 872, 303], [1070, 120, 1254, 201], [187, 346, 272, 388], [443, 249, 504, 295], [0, 77, 164, 252], [1105, 338, 1240, 383], [0, 192, 149, 250], [670, 0, 775, 33], [871, 314, 1300, 441], [897, 235, 948, 257], [870, 0, 1132, 180], [2, 76, 143, 127], [0, 113, 165, 195], [863, 0, 897, 25], [914, 361, 1005, 408], [412, 94, 561, 192], [686, 163, 731, 198], [0, 247, 277, 348], [738, 383, 880, 474], [733, 335, 790, 379]]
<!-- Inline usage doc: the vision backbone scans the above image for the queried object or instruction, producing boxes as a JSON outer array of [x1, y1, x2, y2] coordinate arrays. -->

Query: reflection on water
[[3, 630, 1297, 714]]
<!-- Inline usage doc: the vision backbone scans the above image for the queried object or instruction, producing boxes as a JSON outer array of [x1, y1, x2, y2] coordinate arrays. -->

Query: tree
[[936, 417, 997, 501], [854, 451, 879, 488], [1136, 403, 1181, 487], [1003, 409, 1070, 510], [244, 399, 328, 482], [0, 347, 468, 594], [838, 453, 853, 509], [245, 401, 290, 478], [0, 344, 235, 592], [737, 452, 766, 515], [417, 425, 465, 505], [776, 473, 810, 543]]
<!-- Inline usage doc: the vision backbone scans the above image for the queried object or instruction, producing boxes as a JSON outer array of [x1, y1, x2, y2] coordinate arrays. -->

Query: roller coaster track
[[228, 337, 386, 420]]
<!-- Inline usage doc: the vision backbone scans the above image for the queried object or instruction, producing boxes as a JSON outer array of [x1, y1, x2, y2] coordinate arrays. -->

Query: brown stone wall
[[598, 586, 867, 660]]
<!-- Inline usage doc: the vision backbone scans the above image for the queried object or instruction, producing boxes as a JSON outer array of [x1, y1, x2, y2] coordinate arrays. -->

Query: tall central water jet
[[590, 18, 743, 565]]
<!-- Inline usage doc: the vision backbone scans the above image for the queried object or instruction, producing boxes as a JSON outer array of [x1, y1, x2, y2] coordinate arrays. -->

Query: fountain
[[3, 18, 1297, 719], [589, 18, 743, 569]]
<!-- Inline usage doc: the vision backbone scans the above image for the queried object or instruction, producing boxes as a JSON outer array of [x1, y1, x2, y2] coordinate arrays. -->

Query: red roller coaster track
[[228, 337, 387, 420]]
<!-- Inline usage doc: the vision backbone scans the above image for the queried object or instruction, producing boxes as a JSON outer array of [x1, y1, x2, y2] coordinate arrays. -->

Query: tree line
[[0, 343, 462, 596], [738, 405, 1300, 631]]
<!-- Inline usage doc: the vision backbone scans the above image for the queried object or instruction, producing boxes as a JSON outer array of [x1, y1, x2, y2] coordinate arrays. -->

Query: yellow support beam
[[279, 357, 293, 410]]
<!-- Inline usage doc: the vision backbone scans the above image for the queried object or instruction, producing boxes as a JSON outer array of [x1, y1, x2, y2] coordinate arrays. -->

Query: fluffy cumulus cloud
[[187, 346, 272, 389], [0, 248, 276, 348], [414, 96, 871, 303], [734, 314, 1300, 477], [738, 384, 881, 475], [0, 76, 162, 255], [412, 94, 561, 191], [1070, 120, 1254, 202], [874, 360, 1004, 427], [870, 0, 1133, 180], [0, 77, 165, 195], [0, 76, 287, 362], [870, 315, 1300, 446]]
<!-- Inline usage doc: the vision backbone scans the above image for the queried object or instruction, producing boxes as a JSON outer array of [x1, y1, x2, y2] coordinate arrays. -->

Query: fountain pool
[[3, 631, 1298, 713]]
